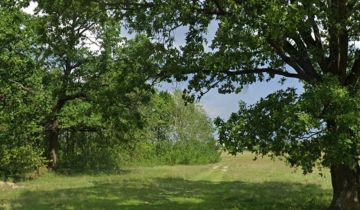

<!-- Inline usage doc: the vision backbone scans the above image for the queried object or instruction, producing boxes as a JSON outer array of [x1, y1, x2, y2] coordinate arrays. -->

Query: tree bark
[[46, 120, 59, 170], [329, 164, 360, 210]]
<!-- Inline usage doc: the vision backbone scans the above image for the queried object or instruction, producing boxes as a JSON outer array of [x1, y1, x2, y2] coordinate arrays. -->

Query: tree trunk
[[46, 120, 59, 170], [329, 164, 360, 210]]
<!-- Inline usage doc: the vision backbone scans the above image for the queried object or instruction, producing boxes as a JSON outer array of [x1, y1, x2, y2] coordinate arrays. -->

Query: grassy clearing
[[0, 153, 332, 210]]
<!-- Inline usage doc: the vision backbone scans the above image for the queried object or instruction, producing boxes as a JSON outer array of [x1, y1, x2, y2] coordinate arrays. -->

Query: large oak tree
[[114, 0, 360, 209], [32, 0, 163, 169]]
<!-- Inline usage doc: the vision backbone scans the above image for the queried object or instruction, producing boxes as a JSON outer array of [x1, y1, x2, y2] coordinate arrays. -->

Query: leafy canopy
[[0, 0, 164, 177], [117, 0, 360, 173]]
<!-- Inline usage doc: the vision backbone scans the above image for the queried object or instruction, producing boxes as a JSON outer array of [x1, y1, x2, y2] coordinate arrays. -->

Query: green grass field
[[0, 153, 332, 210]]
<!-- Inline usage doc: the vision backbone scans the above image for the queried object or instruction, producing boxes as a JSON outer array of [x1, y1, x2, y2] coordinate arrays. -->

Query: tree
[[143, 91, 175, 142], [0, 1, 46, 179], [33, 0, 102, 169], [0, 0, 163, 173], [117, 1, 360, 209], [136, 89, 219, 165], [171, 89, 214, 142], [143, 90, 214, 143]]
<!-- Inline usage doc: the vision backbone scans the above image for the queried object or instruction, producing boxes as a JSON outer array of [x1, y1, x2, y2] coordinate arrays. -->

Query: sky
[[160, 77, 302, 120], [23, 2, 304, 120]]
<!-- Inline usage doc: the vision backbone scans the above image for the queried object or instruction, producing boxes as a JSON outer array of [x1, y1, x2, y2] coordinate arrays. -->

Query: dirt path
[[190, 161, 230, 182]]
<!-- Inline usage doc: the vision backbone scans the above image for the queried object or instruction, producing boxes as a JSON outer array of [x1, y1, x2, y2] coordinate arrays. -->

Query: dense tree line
[[0, 1, 218, 179], [58, 90, 219, 171], [1, 1, 157, 176]]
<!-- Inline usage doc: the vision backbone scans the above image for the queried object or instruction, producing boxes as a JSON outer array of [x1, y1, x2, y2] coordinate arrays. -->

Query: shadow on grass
[[2, 178, 331, 210], [55, 168, 132, 177]]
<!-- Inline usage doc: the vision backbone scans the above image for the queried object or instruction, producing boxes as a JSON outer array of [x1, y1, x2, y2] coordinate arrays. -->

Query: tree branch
[[8, 79, 35, 94], [328, 0, 349, 81], [52, 92, 88, 114], [223, 68, 302, 79], [63, 92, 88, 102], [62, 125, 103, 133], [345, 52, 360, 86], [95, 0, 156, 10], [267, 40, 310, 81], [204, 0, 228, 16], [285, 36, 319, 80], [297, 14, 328, 73]]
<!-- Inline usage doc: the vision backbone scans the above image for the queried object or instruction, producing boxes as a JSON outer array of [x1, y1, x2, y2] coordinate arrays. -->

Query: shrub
[[0, 145, 45, 181]]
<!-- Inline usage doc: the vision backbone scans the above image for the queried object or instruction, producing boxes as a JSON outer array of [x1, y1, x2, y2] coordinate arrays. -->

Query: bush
[[58, 137, 221, 172], [56, 89, 221, 172], [0, 145, 45, 181], [127, 140, 221, 166], [57, 133, 127, 173]]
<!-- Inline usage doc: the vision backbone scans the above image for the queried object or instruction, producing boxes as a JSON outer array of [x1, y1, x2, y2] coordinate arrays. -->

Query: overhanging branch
[[156, 65, 302, 81], [8, 79, 35, 94], [223, 68, 302, 79], [345, 52, 360, 86]]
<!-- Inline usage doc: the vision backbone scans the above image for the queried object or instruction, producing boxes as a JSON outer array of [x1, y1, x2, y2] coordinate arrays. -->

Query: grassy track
[[0, 153, 332, 210]]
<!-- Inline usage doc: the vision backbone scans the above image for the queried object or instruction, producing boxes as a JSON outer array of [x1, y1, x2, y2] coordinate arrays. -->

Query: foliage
[[118, 0, 358, 168], [1, 0, 167, 177], [0, 0, 219, 176], [127, 139, 220, 166], [0, 0, 165, 177], [143, 90, 215, 143], [57, 90, 220, 170], [0, 3, 47, 180], [33, 0, 160, 169], [120, 0, 360, 171], [132, 90, 220, 166], [118, 1, 360, 208], [216, 76, 360, 173]]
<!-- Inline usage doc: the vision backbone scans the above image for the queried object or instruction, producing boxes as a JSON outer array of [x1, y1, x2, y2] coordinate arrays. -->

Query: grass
[[0, 153, 332, 210]]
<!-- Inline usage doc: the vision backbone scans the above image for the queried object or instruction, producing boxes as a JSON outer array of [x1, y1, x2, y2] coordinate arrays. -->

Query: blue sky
[[160, 78, 303, 120]]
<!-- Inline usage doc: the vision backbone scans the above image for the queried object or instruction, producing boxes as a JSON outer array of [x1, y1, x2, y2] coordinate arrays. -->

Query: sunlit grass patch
[[0, 153, 331, 210]]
